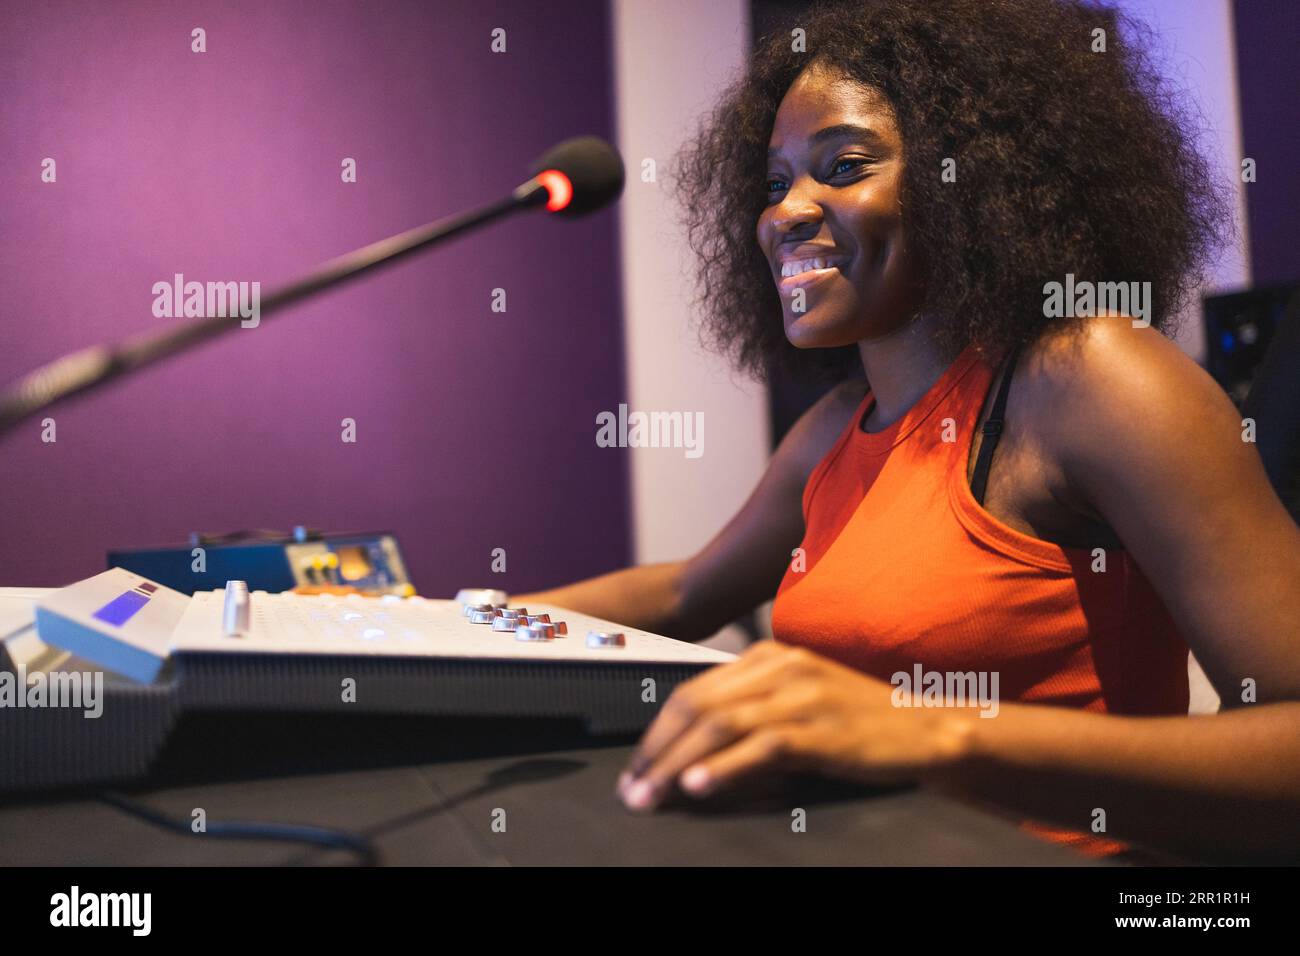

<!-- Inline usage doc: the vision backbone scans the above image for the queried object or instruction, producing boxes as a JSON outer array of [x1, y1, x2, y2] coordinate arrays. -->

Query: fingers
[[625, 642, 812, 779], [614, 643, 925, 813], [621, 680, 823, 811], [621, 698, 770, 811], [678, 724, 818, 798]]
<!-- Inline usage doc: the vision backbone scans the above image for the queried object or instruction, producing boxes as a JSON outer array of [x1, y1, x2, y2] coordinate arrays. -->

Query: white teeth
[[781, 257, 843, 278]]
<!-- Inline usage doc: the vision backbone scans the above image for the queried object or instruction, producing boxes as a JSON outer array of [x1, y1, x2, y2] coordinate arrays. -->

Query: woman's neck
[[856, 312, 952, 430]]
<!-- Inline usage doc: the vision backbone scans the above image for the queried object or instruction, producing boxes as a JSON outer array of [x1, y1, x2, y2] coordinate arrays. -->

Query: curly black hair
[[673, 0, 1227, 381]]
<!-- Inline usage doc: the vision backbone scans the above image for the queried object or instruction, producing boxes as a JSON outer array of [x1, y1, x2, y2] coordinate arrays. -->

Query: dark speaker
[[1203, 283, 1300, 407]]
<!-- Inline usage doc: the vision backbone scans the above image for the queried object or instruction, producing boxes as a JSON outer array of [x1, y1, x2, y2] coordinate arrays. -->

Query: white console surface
[[29, 569, 736, 682], [172, 589, 736, 665]]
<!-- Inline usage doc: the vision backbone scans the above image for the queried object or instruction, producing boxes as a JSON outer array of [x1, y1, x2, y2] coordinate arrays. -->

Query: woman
[[519, 0, 1300, 861]]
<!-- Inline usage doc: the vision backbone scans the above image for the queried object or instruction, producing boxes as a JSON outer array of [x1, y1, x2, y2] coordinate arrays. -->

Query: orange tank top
[[770, 344, 1189, 856]]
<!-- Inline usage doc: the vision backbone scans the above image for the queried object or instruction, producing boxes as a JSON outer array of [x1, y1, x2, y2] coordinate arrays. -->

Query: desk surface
[[0, 743, 1097, 866], [1, 589, 1097, 865]]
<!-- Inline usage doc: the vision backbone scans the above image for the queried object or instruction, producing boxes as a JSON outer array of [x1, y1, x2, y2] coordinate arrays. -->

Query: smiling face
[[757, 63, 926, 350]]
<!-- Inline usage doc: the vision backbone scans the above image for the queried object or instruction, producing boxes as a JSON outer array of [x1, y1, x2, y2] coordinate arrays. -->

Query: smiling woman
[[675, 0, 1221, 382], [515, 0, 1300, 863], [757, 70, 924, 356]]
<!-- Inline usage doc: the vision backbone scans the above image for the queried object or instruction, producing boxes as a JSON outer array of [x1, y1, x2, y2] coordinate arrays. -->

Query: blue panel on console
[[92, 590, 149, 627]]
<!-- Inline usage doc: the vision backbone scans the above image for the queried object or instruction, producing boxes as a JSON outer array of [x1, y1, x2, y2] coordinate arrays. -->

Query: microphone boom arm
[[0, 180, 547, 435]]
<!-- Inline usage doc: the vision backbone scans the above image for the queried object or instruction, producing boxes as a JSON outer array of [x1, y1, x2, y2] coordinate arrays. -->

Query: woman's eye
[[765, 157, 869, 198], [831, 156, 870, 176]]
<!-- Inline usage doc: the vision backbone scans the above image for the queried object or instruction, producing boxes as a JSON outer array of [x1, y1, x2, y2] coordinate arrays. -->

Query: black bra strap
[[970, 345, 1022, 506]]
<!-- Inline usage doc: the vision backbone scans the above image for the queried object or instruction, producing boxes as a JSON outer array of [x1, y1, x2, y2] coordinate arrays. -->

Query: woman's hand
[[617, 641, 975, 811]]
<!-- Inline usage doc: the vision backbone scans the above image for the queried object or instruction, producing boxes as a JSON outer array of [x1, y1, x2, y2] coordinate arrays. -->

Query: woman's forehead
[[770, 65, 898, 150]]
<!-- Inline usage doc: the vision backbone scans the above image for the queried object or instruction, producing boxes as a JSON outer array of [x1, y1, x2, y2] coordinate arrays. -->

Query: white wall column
[[612, 0, 771, 565]]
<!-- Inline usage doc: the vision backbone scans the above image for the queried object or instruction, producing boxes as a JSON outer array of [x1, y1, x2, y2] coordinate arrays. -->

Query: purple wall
[[1233, 0, 1300, 285], [0, 0, 631, 592]]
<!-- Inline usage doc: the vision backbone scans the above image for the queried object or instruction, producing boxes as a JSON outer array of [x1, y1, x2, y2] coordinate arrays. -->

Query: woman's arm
[[512, 561, 688, 637], [615, 640, 1300, 862], [1030, 318, 1300, 704], [515, 381, 868, 641], [949, 700, 1300, 862]]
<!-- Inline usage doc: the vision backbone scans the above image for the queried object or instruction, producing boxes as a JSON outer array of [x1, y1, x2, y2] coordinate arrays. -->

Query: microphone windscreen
[[531, 136, 625, 217]]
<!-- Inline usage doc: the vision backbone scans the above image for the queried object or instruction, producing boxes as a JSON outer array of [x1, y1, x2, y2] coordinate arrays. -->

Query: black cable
[[100, 790, 379, 866]]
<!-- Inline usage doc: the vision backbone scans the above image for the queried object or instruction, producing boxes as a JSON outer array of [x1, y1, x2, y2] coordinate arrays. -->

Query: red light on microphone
[[535, 170, 573, 213]]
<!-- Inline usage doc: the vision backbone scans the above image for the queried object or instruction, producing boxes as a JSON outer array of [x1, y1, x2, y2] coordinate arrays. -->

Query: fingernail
[[680, 765, 711, 795], [623, 779, 656, 811], [616, 771, 633, 796]]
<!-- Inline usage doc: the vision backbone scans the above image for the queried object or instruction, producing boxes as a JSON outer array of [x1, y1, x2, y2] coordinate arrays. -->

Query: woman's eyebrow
[[768, 123, 884, 157]]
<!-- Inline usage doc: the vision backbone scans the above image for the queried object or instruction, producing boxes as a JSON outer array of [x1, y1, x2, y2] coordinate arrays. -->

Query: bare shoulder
[[771, 379, 869, 488], [1007, 320, 1300, 705], [1013, 315, 1247, 482]]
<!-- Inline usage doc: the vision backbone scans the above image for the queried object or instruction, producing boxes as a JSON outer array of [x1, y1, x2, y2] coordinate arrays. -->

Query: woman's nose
[[769, 183, 824, 237]]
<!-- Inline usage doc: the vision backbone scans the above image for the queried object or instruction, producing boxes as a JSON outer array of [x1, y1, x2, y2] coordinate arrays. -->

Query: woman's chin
[[784, 311, 861, 350]]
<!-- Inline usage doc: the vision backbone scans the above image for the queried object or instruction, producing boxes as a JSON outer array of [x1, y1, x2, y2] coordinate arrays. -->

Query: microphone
[[526, 135, 625, 217], [0, 136, 625, 436]]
